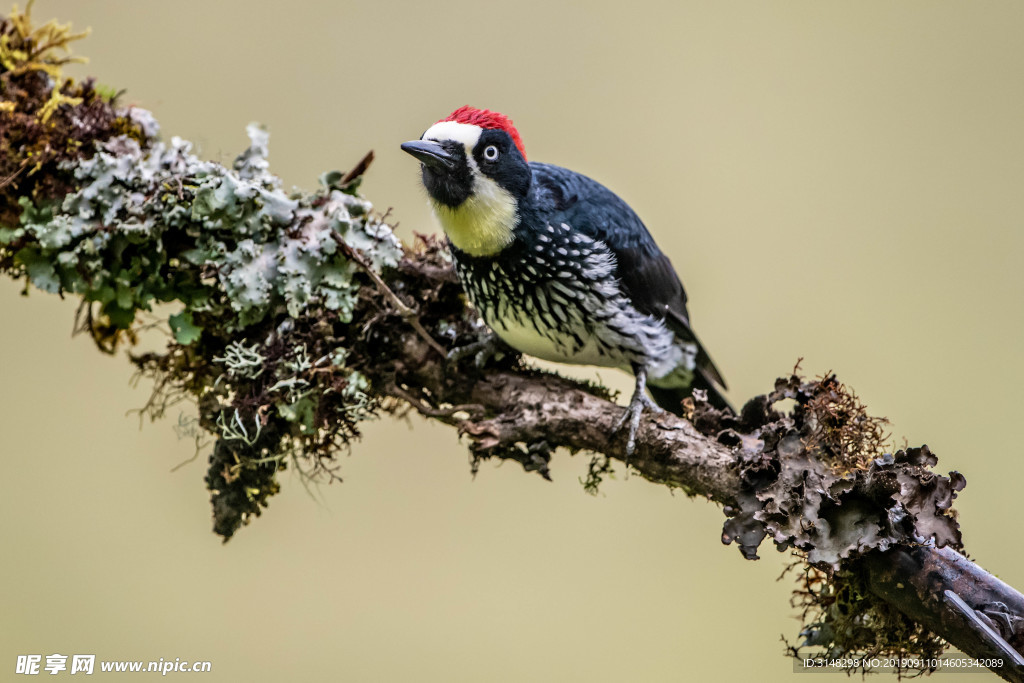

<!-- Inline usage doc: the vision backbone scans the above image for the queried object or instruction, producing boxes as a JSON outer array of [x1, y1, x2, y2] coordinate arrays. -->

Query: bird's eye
[[483, 145, 499, 161]]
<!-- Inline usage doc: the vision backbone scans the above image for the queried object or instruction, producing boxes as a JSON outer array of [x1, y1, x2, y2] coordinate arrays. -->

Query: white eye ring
[[483, 145, 499, 161]]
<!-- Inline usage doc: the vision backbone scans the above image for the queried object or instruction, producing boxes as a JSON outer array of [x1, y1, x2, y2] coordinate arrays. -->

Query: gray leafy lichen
[[716, 375, 964, 568], [10, 122, 401, 332], [0, 4, 409, 540], [2, 112, 405, 540], [700, 374, 964, 669]]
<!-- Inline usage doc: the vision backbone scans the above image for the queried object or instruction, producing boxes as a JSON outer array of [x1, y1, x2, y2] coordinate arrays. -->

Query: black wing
[[529, 162, 727, 389]]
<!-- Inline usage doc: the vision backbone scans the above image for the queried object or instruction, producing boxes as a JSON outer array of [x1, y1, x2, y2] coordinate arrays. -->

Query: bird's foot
[[612, 376, 664, 458], [447, 331, 503, 369]]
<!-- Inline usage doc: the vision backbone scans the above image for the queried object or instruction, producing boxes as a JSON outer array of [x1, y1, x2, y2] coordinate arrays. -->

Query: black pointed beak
[[401, 140, 455, 170]]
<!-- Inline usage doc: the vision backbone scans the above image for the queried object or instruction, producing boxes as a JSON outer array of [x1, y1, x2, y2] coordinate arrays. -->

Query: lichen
[[2, 9, 411, 539], [716, 374, 964, 567], [784, 557, 948, 676], [695, 373, 964, 670]]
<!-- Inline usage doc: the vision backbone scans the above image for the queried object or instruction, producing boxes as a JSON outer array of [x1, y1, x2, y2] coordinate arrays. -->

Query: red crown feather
[[440, 106, 527, 161]]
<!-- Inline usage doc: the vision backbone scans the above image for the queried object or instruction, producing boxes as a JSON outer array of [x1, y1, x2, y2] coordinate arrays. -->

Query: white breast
[[489, 315, 624, 369]]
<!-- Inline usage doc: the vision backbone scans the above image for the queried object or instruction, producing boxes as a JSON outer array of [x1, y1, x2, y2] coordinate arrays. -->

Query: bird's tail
[[648, 370, 733, 416]]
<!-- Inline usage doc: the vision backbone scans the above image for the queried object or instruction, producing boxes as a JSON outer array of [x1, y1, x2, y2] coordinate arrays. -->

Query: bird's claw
[[447, 331, 502, 369], [612, 371, 664, 457]]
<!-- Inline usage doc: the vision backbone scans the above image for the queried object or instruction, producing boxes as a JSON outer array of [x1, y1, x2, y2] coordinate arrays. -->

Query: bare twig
[[0, 158, 31, 190], [330, 229, 448, 358], [385, 382, 485, 423]]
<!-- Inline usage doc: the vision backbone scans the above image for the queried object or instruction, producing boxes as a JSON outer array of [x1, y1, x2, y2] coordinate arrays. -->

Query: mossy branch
[[2, 6, 1023, 681]]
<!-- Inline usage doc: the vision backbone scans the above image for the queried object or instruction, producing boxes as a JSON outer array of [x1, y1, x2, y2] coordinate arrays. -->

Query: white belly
[[490, 316, 624, 369]]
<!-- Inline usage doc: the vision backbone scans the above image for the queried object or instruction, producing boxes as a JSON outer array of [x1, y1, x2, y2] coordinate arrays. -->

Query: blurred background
[[2, 1, 1022, 680]]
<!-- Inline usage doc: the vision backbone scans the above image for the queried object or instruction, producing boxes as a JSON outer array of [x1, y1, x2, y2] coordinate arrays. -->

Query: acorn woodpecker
[[402, 106, 729, 453]]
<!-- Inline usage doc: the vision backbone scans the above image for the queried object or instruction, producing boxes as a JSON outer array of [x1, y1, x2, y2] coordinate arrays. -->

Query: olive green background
[[3, 1, 1022, 681]]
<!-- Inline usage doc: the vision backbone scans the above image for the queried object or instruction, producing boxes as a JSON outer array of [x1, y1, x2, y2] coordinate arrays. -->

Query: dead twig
[[331, 230, 448, 358]]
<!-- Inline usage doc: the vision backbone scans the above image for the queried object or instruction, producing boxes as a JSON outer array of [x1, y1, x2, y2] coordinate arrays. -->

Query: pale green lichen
[[213, 340, 266, 379], [4, 112, 406, 539], [8, 122, 400, 331]]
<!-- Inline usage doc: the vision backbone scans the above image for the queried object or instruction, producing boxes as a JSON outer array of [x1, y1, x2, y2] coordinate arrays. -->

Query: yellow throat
[[430, 174, 518, 257]]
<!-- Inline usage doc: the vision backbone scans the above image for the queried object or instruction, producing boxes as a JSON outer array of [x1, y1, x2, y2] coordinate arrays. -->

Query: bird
[[401, 106, 729, 454]]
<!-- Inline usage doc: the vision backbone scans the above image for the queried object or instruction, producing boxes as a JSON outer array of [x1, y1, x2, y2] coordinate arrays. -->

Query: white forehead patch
[[422, 120, 482, 150]]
